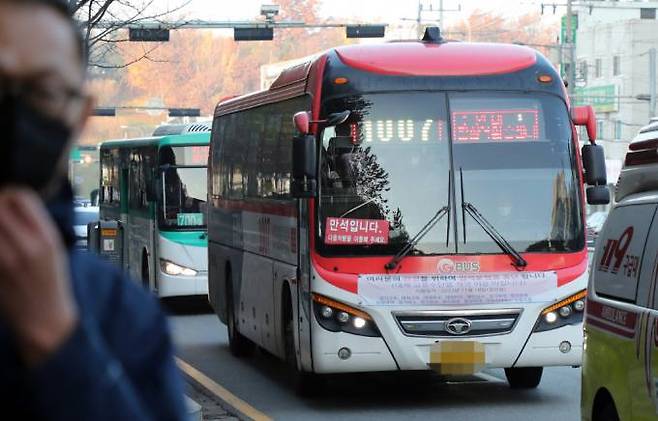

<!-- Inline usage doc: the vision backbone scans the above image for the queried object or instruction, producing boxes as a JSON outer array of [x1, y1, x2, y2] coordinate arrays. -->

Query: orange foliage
[[445, 11, 558, 57], [79, 5, 556, 147]]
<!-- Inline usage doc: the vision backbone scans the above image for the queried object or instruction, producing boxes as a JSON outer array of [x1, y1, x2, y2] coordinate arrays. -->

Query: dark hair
[[1, 0, 88, 69]]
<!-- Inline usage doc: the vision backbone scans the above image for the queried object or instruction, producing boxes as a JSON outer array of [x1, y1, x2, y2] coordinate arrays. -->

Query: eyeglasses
[[0, 73, 86, 120]]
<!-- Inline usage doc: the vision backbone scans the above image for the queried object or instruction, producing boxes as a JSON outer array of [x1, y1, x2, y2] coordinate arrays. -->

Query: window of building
[[595, 58, 602, 78], [597, 120, 604, 140], [579, 60, 588, 82], [613, 56, 621, 76], [641, 8, 656, 19], [615, 120, 622, 140]]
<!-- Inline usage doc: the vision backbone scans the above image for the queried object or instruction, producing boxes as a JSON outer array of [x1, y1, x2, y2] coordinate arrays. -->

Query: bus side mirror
[[572, 105, 597, 142], [582, 144, 610, 205], [291, 134, 317, 198], [586, 185, 610, 205], [294, 111, 310, 135]]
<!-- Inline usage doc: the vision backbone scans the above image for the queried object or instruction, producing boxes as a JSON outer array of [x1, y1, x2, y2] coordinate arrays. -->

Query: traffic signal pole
[[566, 0, 576, 97]]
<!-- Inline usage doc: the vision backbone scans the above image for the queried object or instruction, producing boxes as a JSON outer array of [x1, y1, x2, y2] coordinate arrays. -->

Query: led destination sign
[[355, 110, 541, 144], [451, 110, 540, 142]]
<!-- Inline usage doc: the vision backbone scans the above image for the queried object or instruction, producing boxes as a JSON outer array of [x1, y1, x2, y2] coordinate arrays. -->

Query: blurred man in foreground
[[0, 0, 187, 419]]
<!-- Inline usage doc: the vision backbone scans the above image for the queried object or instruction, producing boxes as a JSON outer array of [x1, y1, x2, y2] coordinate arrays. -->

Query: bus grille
[[393, 309, 522, 337]]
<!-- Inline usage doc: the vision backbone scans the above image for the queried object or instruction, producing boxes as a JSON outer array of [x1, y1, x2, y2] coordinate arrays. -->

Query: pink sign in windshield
[[325, 218, 389, 245]]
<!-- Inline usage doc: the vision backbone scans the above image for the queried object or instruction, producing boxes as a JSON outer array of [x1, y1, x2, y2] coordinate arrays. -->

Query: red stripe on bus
[[311, 251, 587, 295]]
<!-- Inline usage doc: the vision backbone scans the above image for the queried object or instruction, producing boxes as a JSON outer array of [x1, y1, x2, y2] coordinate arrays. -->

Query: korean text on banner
[[358, 272, 558, 306]]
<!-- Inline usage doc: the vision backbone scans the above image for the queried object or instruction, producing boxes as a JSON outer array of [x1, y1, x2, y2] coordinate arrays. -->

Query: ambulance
[[582, 120, 658, 421]]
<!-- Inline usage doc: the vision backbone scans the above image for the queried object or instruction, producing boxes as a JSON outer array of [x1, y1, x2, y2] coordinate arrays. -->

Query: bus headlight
[[534, 290, 587, 332], [312, 294, 380, 337], [160, 259, 198, 276]]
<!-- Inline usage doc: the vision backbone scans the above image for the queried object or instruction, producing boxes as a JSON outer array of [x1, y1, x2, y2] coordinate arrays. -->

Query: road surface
[[170, 310, 582, 421]]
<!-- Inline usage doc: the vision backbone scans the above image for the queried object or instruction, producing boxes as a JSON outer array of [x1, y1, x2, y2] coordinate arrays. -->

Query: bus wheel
[[282, 286, 323, 396], [504, 367, 543, 389], [226, 274, 254, 357]]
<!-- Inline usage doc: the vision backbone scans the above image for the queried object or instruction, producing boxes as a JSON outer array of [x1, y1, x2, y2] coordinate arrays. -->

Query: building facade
[[574, 1, 658, 184]]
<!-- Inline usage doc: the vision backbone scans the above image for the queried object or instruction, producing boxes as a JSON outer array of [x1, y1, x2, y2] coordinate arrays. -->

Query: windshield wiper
[[385, 206, 449, 270], [459, 168, 527, 269]]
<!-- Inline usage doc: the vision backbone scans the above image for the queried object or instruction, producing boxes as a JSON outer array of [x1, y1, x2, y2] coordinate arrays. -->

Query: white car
[[73, 205, 99, 250]]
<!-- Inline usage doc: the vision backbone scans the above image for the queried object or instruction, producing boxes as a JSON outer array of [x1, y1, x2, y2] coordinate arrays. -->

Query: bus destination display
[[451, 109, 540, 142]]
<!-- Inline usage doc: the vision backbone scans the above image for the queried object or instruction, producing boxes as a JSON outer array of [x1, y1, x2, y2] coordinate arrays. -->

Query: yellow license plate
[[429, 341, 486, 375]]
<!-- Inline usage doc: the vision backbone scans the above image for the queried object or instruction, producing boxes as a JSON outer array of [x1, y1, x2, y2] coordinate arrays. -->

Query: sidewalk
[[186, 381, 239, 421]]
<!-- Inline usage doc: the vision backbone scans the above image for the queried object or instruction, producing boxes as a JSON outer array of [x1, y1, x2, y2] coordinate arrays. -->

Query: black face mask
[[0, 94, 72, 191]]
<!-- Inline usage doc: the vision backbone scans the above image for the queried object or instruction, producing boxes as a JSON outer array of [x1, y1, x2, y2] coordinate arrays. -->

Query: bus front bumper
[[310, 291, 583, 374], [158, 271, 209, 298]]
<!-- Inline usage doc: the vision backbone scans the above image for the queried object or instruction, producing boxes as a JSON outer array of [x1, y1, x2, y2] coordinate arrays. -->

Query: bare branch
[[71, 0, 191, 67], [90, 44, 162, 69]]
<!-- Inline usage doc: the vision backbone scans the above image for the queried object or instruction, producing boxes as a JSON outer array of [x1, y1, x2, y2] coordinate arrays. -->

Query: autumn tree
[[445, 11, 558, 57], [81, 0, 351, 145]]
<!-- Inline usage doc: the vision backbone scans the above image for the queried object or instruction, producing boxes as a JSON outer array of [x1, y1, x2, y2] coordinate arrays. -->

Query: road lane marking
[[176, 357, 272, 421]]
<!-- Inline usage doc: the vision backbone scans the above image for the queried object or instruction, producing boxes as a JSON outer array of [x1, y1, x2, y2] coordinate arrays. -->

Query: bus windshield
[[318, 91, 583, 256], [159, 145, 208, 230]]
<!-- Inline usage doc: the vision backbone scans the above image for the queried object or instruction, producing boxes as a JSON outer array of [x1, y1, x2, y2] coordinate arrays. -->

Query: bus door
[[126, 148, 156, 286], [120, 166, 130, 272], [297, 200, 313, 371]]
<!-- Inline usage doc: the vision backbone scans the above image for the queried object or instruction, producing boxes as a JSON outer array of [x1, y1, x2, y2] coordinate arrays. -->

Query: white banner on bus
[[357, 272, 558, 306]]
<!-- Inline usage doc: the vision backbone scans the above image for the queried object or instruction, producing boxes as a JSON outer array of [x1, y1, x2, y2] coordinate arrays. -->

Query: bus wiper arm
[[385, 206, 449, 270], [462, 202, 528, 268]]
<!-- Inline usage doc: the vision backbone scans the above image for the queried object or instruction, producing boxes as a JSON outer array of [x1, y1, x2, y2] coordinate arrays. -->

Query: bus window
[[318, 92, 451, 256], [159, 145, 208, 230], [450, 92, 584, 254], [161, 166, 207, 229]]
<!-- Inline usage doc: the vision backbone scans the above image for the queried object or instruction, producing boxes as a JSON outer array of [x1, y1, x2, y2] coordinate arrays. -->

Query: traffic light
[[92, 108, 116, 117], [168, 108, 201, 117], [234, 27, 274, 41], [129, 28, 170, 42], [346, 25, 386, 38]]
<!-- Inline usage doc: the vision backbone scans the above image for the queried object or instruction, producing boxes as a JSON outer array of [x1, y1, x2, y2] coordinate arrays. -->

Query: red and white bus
[[207, 28, 609, 391]]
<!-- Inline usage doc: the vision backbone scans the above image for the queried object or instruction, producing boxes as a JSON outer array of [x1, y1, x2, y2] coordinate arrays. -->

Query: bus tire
[[226, 272, 254, 357], [282, 285, 323, 396], [504, 367, 543, 389]]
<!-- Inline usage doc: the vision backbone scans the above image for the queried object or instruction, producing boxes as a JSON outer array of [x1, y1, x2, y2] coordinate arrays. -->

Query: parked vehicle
[[73, 205, 99, 250], [581, 120, 658, 420]]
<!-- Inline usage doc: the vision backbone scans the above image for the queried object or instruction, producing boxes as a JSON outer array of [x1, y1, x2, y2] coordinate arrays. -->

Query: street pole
[[566, 0, 576, 97], [417, 1, 424, 39], [439, 0, 444, 28], [650, 47, 656, 119]]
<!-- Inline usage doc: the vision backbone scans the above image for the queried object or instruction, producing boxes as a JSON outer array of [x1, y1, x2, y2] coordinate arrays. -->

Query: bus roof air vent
[[152, 122, 211, 136], [185, 122, 212, 133], [422, 26, 444, 44]]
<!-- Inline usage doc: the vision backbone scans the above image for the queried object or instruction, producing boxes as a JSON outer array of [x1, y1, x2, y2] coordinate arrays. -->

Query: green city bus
[[99, 123, 210, 297]]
